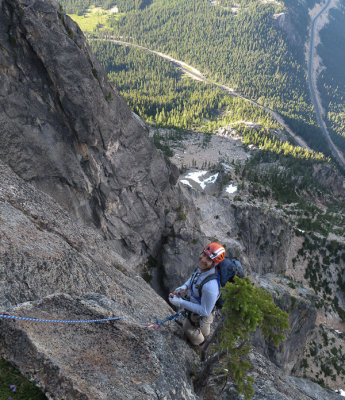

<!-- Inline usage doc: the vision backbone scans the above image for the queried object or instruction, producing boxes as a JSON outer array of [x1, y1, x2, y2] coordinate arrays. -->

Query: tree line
[[90, 40, 327, 161], [104, 0, 331, 155]]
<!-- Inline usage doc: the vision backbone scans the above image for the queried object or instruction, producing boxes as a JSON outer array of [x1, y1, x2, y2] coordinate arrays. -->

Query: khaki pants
[[183, 313, 214, 346]]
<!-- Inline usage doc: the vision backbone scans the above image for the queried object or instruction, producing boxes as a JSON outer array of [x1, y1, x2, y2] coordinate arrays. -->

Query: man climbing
[[169, 242, 225, 346]]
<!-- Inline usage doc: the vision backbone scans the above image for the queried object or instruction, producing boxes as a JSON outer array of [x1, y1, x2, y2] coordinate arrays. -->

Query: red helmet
[[203, 242, 225, 265]]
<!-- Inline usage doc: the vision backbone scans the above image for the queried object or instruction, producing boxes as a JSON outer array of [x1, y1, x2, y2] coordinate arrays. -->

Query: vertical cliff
[[0, 2, 200, 397], [0, 0, 179, 261]]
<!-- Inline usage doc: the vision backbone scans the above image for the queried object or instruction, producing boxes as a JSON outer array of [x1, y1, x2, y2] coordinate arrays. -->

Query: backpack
[[199, 257, 245, 308]]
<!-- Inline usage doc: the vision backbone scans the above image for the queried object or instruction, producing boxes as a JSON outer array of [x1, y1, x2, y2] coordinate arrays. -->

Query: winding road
[[307, 0, 345, 167], [111, 5, 345, 166], [90, 36, 311, 149]]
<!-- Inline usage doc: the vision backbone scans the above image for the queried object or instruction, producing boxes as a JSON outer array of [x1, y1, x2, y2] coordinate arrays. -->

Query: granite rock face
[[251, 274, 317, 374], [0, 0, 343, 398], [0, 2, 200, 396], [273, 11, 302, 47], [0, 0, 179, 261], [219, 351, 343, 400], [0, 163, 197, 400], [312, 163, 345, 198], [163, 183, 292, 293]]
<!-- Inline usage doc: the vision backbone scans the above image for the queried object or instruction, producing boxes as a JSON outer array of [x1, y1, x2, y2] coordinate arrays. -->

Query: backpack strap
[[197, 272, 220, 304]]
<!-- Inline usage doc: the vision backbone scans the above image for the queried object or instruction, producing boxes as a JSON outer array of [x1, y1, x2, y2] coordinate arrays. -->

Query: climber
[[169, 242, 225, 346]]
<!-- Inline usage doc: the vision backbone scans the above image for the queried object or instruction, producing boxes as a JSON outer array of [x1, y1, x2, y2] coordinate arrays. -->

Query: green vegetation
[[195, 277, 289, 399], [58, 0, 117, 14], [141, 255, 157, 283], [0, 359, 47, 400], [105, 0, 330, 154], [89, 41, 279, 131], [60, 0, 345, 162], [243, 151, 330, 204], [318, 3, 345, 154], [68, 5, 122, 32], [240, 127, 327, 161], [89, 41, 329, 161]]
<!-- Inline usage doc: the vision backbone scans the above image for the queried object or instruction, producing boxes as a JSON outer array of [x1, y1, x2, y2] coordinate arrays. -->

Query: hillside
[[59, 0, 345, 169], [0, 0, 345, 399], [318, 1, 345, 155]]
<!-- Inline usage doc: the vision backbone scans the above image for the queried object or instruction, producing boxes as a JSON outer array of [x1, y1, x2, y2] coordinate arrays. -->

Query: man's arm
[[179, 280, 219, 316]]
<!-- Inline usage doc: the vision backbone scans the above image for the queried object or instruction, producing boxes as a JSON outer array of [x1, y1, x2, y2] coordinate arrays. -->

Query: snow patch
[[202, 173, 219, 189], [184, 170, 219, 189], [109, 6, 119, 13], [336, 389, 345, 397], [226, 184, 237, 194], [180, 180, 193, 188]]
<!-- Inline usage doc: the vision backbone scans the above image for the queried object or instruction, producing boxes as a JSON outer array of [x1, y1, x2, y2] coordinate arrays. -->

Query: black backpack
[[199, 257, 245, 308]]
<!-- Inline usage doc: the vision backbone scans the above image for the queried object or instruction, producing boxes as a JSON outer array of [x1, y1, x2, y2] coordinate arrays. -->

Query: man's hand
[[169, 289, 186, 298], [169, 295, 181, 307]]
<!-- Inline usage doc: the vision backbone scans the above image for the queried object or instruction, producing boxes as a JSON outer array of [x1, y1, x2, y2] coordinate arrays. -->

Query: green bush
[[0, 359, 47, 399], [195, 277, 289, 399]]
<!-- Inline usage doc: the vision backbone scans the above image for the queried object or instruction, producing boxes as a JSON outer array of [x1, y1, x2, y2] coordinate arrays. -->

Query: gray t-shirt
[[177, 267, 219, 316]]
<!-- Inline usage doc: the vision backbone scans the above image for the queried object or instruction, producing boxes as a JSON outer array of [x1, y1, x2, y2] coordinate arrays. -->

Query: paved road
[[90, 37, 312, 149], [307, 0, 345, 167]]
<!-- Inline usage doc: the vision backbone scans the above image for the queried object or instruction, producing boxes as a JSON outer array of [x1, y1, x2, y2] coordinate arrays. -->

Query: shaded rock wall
[[251, 274, 317, 374], [0, 0, 179, 261], [0, 2, 202, 396]]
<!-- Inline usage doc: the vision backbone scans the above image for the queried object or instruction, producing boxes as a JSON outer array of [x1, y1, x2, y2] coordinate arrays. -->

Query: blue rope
[[146, 311, 184, 330], [0, 311, 184, 330], [0, 314, 124, 324], [158, 311, 183, 325]]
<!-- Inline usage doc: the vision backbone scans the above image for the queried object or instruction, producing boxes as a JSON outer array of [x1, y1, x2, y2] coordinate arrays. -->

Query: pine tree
[[195, 277, 289, 399]]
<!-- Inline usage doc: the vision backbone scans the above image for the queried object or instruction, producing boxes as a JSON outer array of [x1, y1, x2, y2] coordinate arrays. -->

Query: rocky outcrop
[[0, 0, 179, 262], [220, 351, 343, 400], [1, 294, 197, 400], [163, 180, 292, 293], [251, 274, 317, 374], [293, 324, 345, 390], [0, 1, 203, 396], [273, 11, 302, 46], [0, 163, 197, 399], [312, 163, 345, 198]]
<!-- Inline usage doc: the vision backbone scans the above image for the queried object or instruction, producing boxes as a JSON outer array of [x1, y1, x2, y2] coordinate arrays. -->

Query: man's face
[[198, 251, 214, 271]]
